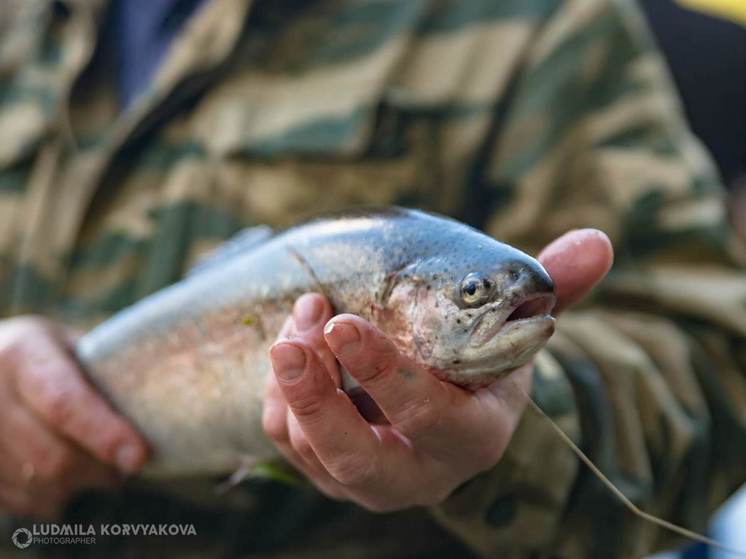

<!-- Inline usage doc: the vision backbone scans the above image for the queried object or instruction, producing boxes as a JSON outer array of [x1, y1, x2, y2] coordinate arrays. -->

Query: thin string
[[522, 393, 746, 557]]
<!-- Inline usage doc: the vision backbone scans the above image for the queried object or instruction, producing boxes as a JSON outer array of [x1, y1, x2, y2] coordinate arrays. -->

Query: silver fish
[[75, 208, 555, 478]]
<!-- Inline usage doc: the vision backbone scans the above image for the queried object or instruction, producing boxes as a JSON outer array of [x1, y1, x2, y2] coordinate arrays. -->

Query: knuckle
[[370, 330, 397, 354], [288, 393, 324, 423], [359, 354, 395, 385], [328, 454, 379, 487], [36, 383, 76, 426]]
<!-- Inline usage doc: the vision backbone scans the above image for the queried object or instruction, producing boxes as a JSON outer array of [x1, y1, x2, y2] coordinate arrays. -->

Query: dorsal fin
[[187, 225, 273, 278]]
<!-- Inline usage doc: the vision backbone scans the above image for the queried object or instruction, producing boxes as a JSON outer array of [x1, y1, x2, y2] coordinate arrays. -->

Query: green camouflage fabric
[[1, 0, 745, 557]]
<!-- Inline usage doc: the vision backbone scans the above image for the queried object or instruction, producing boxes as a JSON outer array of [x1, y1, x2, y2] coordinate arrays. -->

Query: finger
[[286, 407, 326, 472], [285, 410, 348, 501], [12, 334, 147, 474], [0, 401, 118, 493], [278, 315, 293, 339], [474, 362, 535, 452], [265, 298, 343, 471], [538, 229, 614, 315], [273, 435, 348, 502], [262, 370, 290, 446], [261, 373, 312, 478], [0, 440, 111, 521], [261, 379, 347, 500], [323, 316, 463, 448], [269, 341, 381, 488], [266, 406, 325, 487], [482, 362, 534, 416], [289, 294, 340, 387], [0, 453, 116, 509]]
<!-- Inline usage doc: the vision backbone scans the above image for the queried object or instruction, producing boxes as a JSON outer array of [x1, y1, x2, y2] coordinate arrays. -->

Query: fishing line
[[521, 389, 746, 557]]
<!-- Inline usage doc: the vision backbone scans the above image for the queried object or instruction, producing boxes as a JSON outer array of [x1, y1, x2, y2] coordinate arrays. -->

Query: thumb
[[538, 229, 614, 315]]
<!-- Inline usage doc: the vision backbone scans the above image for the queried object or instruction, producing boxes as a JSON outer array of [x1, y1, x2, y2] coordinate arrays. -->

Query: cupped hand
[[0, 317, 148, 519], [263, 229, 613, 511]]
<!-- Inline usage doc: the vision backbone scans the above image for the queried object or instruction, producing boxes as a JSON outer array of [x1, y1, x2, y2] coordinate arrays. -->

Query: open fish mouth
[[469, 293, 556, 348], [434, 293, 556, 387]]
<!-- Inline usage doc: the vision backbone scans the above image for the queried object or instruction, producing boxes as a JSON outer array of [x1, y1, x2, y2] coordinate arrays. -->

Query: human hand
[[0, 317, 148, 519], [263, 229, 613, 511]]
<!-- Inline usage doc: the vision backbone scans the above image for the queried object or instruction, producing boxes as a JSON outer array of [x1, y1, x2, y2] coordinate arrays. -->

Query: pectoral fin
[[215, 457, 306, 495], [215, 456, 258, 495]]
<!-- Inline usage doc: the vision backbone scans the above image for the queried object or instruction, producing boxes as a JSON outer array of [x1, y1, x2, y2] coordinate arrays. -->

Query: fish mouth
[[432, 293, 556, 389], [469, 293, 556, 348]]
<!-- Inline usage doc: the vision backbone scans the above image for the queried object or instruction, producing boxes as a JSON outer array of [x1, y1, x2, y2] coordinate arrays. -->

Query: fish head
[[383, 240, 556, 389]]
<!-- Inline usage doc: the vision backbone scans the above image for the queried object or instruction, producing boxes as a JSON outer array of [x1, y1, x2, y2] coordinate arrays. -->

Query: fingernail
[[324, 321, 361, 354], [116, 444, 141, 474], [271, 343, 307, 381], [295, 295, 323, 331]]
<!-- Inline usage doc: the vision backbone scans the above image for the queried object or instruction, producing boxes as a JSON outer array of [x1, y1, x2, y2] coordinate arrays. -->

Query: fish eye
[[460, 273, 493, 307]]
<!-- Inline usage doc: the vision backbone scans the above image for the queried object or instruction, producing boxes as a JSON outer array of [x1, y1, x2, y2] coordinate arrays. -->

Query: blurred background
[[640, 1, 745, 557], [641, 0, 745, 244]]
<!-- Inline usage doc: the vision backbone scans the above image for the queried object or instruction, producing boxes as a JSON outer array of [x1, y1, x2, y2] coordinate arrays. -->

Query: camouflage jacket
[[0, 0, 745, 558]]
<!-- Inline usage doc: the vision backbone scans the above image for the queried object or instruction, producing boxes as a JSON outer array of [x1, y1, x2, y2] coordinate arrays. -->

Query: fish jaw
[[467, 292, 554, 347], [393, 278, 556, 389], [435, 314, 556, 389], [435, 291, 556, 388]]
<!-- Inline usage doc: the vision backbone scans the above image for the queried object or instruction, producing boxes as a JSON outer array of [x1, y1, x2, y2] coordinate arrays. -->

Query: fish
[[75, 208, 556, 478]]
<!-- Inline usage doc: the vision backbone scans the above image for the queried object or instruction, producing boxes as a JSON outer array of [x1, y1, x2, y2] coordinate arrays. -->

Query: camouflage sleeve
[[430, 1, 746, 557]]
